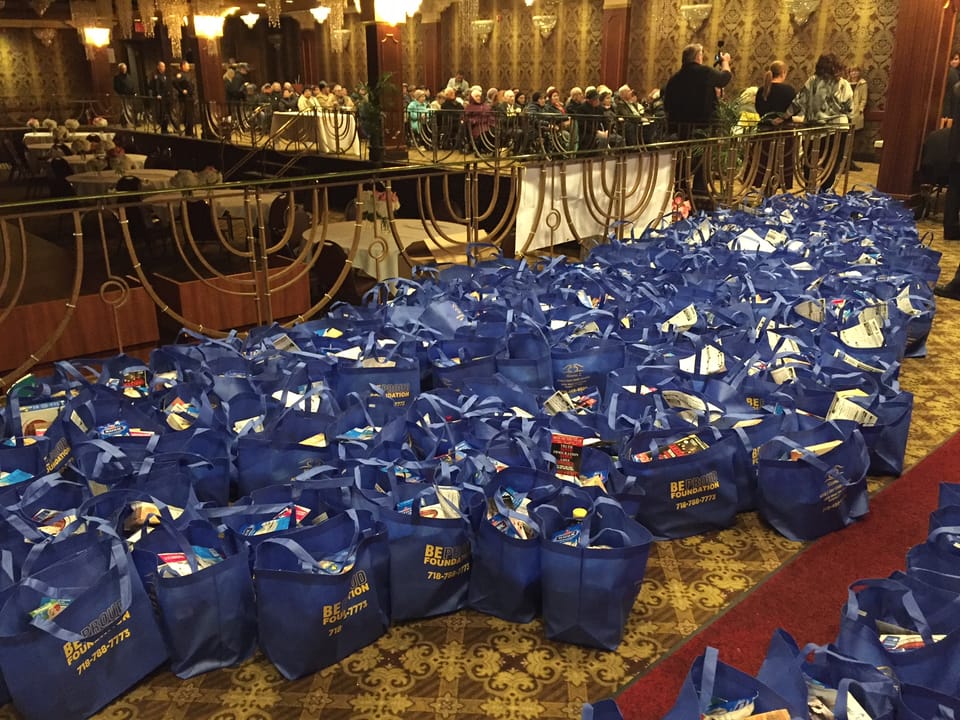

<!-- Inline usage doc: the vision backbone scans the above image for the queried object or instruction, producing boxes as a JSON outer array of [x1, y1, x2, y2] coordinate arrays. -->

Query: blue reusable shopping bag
[[467, 467, 561, 623], [836, 577, 960, 696], [757, 628, 896, 720], [940, 481, 960, 508], [379, 481, 483, 621], [905, 525, 960, 593], [131, 517, 257, 679], [0, 536, 167, 720], [532, 492, 652, 651], [550, 336, 625, 396], [756, 422, 869, 541], [580, 699, 623, 720], [662, 646, 800, 720], [617, 428, 742, 539], [897, 683, 960, 720], [254, 509, 391, 680]]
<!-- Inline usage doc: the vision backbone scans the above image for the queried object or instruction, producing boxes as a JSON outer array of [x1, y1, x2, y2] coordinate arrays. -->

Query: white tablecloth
[[515, 152, 675, 251], [147, 189, 281, 219], [66, 168, 177, 196], [301, 219, 483, 280], [23, 131, 114, 146], [60, 153, 147, 173], [270, 111, 361, 157]]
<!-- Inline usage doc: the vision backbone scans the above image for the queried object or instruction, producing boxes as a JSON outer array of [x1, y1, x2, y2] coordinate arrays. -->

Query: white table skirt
[[301, 218, 483, 280], [270, 111, 360, 157]]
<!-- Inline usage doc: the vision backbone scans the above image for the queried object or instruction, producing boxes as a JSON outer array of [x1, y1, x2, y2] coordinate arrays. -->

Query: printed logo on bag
[[558, 363, 588, 394], [820, 467, 846, 512], [322, 569, 371, 637], [423, 542, 470, 582], [62, 602, 134, 675], [670, 470, 720, 510], [44, 436, 71, 472], [373, 382, 411, 408]]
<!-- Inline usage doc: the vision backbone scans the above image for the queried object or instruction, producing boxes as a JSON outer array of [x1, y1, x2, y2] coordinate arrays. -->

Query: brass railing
[[0, 126, 852, 386]]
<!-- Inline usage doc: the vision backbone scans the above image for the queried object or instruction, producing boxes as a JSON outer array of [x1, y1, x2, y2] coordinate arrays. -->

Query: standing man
[[113, 63, 136, 128], [149, 61, 173, 134], [446, 71, 470, 99], [172, 61, 196, 137], [663, 43, 732, 138], [663, 43, 732, 207]]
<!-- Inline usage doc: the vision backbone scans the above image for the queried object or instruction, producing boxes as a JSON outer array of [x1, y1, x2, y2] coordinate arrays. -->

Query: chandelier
[[679, 3, 712, 30], [33, 28, 57, 46], [115, 0, 134, 38], [786, 0, 819, 25], [240, 11, 259, 27], [155, 0, 189, 56], [69, 0, 112, 57], [458, 0, 477, 40]]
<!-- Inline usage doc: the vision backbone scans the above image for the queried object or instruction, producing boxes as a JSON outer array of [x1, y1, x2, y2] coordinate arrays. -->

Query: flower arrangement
[[64, 118, 80, 131], [360, 188, 400, 229], [52, 126, 70, 143], [71, 138, 92, 155], [107, 145, 128, 173], [41, 118, 57, 130], [92, 116, 108, 128], [671, 193, 692, 222], [170, 169, 200, 189], [26, 118, 40, 129], [197, 166, 222, 185]]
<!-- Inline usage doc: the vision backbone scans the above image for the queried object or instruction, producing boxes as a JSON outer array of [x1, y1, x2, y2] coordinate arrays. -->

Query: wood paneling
[[601, 7, 630, 89], [877, 2, 955, 197], [0, 287, 159, 373], [151, 271, 310, 332]]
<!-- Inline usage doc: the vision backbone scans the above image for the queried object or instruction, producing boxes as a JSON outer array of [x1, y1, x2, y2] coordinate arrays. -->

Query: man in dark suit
[[172, 61, 196, 137], [149, 61, 173, 134], [113, 63, 136, 127]]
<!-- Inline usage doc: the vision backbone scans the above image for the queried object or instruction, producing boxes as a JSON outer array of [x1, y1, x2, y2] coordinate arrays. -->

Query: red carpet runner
[[616, 430, 960, 720]]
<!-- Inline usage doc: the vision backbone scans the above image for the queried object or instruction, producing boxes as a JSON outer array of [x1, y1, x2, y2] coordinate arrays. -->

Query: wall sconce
[[532, 14, 556, 40], [679, 3, 712, 30], [524, 0, 533, 5], [375, 0, 421, 24], [194, 14, 225, 39], [786, 0, 819, 26], [472, 18, 493, 44], [310, 4, 330, 23], [332, 27, 350, 53], [33, 28, 57, 46], [240, 11, 259, 27], [81, 26, 110, 47], [29, 0, 53, 15]]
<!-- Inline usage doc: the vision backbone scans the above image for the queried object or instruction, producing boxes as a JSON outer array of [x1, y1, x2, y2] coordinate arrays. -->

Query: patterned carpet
[[3, 164, 959, 720]]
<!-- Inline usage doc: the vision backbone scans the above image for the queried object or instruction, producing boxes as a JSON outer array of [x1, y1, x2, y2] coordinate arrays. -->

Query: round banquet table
[[59, 154, 148, 173], [66, 168, 177, 196]]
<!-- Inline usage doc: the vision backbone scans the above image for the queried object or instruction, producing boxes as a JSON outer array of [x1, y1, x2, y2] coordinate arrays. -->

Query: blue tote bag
[[756, 422, 869, 541], [662, 646, 801, 720], [836, 578, 960, 696], [0, 537, 167, 720], [467, 467, 561, 623], [254, 509, 391, 680], [940, 481, 960, 508], [898, 683, 960, 720], [379, 481, 483, 621], [131, 517, 257, 678], [618, 428, 742, 539], [757, 628, 897, 720], [532, 492, 652, 651]]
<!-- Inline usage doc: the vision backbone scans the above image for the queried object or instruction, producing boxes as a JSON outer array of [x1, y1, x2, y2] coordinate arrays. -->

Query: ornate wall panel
[[0, 27, 92, 123], [439, 0, 602, 97], [321, 14, 367, 90]]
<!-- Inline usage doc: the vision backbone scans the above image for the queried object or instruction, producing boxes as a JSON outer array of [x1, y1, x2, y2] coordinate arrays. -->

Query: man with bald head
[[149, 61, 173, 134], [113, 62, 136, 127]]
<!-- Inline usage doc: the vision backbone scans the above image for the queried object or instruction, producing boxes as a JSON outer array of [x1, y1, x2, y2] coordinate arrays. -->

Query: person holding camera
[[663, 42, 732, 139], [663, 42, 732, 209]]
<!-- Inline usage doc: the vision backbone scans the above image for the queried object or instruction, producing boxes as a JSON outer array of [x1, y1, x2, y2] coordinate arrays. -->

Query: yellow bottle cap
[[572, 507, 588, 519]]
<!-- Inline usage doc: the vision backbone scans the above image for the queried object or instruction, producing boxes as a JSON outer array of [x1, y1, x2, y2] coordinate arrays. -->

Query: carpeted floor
[[2, 162, 959, 720], [616, 425, 960, 719]]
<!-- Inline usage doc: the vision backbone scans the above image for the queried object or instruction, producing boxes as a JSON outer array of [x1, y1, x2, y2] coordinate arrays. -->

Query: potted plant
[[357, 72, 397, 164]]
